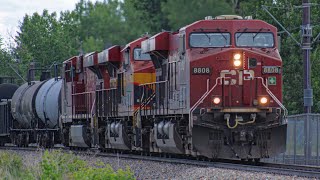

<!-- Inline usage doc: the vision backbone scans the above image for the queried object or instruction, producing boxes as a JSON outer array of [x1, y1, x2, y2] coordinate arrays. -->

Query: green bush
[[40, 150, 87, 180], [0, 151, 33, 180], [72, 161, 135, 180], [40, 150, 135, 180], [0, 150, 135, 180]]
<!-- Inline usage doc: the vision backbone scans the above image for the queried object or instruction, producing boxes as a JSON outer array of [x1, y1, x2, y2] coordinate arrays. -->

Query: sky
[[0, 0, 90, 47]]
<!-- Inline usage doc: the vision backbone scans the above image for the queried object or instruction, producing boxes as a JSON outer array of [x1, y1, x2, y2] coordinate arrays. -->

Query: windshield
[[189, 33, 230, 48], [134, 48, 151, 61], [236, 32, 274, 47]]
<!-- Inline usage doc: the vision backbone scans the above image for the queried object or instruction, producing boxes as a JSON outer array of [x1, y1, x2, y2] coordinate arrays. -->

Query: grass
[[0, 150, 135, 180]]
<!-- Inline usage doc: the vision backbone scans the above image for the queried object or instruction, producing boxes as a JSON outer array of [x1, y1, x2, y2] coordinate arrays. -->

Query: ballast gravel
[[1, 149, 313, 180]]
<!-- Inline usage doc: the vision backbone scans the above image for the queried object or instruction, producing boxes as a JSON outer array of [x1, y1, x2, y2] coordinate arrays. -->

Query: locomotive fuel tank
[[35, 78, 62, 128]]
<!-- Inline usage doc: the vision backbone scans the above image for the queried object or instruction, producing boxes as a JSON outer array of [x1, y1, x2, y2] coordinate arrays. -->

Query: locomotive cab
[[117, 36, 156, 115], [61, 56, 92, 147], [104, 37, 156, 151], [185, 16, 287, 159]]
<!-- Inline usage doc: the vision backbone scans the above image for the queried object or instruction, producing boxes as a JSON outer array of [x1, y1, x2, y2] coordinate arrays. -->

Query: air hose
[[226, 115, 256, 129]]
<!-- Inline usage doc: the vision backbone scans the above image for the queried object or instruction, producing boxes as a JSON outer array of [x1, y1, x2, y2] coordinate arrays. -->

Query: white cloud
[[0, 0, 99, 48]]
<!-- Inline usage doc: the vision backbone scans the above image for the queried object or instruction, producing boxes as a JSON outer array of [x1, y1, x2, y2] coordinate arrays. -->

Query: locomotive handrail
[[90, 97, 96, 116], [189, 77, 225, 133], [95, 88, 117, 92], [168, 60, 180, 64], [71, 91, 95, 95], [71, 91, 95, 119], [133, 81, 162, 127], [255, 77, 288, 119], [138, 80, 168, 86]]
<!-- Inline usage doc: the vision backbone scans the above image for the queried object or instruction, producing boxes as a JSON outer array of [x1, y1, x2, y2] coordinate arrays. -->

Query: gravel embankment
[[1, 150, 313, 180]]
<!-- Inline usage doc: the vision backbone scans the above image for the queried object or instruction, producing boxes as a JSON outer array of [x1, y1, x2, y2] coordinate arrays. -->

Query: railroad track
[[1, 145, 320, 179]]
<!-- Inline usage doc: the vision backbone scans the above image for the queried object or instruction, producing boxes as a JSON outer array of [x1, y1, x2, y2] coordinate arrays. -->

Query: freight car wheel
[[254, 158, 260, 163], [17, 133, 29, 147], [17, 134, 23, 147], [40, 133, 53, 148]]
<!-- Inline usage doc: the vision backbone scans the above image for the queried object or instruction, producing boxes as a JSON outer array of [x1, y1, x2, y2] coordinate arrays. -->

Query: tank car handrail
[[255, 77, 288, 119], [188, 77, 225, 134]]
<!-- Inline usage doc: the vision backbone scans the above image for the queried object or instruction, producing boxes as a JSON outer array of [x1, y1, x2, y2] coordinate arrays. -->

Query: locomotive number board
[[262, 66, 281, 74], [192, 67, 212, 75]]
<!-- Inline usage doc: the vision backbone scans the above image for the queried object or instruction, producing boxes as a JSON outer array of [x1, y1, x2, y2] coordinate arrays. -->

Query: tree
[[15, 10, 78, 76], [74, 0, 129, 52], [0, 36, 9, 76], [162, 0, 234, 30], [123, 0, 170, 35]]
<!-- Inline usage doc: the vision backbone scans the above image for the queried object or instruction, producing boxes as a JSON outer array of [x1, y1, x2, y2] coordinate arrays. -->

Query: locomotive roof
[[179, 18, 277, 33], [121, 36, 149, 52], [84, 51, 97, 58], [63, 56, 79, 64]]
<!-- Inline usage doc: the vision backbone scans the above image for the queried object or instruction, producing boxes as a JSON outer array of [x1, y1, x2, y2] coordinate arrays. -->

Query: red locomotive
[[60, 15, 287, 160], [3, 15, 286, 161]]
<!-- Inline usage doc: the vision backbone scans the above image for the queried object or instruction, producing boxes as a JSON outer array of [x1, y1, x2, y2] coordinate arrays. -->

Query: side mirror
[[179, 34, 186, 55], [124, 50, 130, 67]]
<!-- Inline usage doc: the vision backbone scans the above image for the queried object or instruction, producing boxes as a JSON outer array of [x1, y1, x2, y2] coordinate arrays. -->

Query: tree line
[[0, 0, 320, 114]]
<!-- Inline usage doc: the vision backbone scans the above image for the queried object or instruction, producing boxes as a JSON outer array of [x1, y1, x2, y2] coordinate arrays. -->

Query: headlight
[[260, 97, 268, 104], [233, 59, 241, 67], [213, 97, 221, 105], [233, 53, 242, 67], [234, 53, 241, 60]]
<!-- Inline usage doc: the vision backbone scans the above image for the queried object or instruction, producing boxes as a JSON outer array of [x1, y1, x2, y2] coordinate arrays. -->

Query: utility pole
[[302, 0, 312, 165], [301, 0, 313, 113], [302, 0, 313, 113]]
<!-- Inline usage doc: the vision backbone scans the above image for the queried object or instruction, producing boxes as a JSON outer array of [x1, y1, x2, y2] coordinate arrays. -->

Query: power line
[[262, 5, 301, 47]]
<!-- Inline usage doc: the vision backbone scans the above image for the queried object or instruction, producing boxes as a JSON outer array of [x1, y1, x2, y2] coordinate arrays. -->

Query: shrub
[[40, 150, 86, 180], [0, 151, 33, 180], [0, 150, 135, 180], [71, 161, 135, 180], [40, 150, 135, 180]]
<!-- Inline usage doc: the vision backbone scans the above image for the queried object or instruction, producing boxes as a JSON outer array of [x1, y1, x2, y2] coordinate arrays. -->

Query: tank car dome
[[0, 83, 19, 100], [35, 78, 62, 128]]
